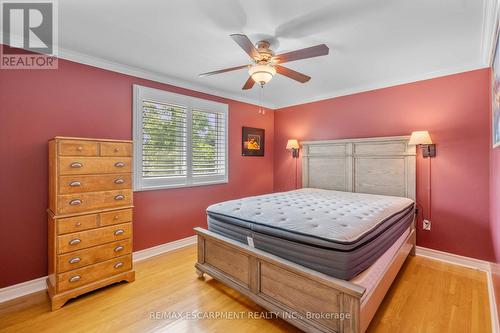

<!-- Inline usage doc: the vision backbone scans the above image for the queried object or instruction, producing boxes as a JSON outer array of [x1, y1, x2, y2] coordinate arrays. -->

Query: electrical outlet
[[423, 219, 431, 231]]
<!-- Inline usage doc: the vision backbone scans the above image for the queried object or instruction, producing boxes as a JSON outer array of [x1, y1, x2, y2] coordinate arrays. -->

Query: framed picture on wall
[[242, 127, 265, 156], [493, 18, 500, 148]]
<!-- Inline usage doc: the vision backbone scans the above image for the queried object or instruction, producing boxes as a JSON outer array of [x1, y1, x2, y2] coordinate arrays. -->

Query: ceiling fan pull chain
[[259, 85, 265, 115], [262, 86, 265, 115]]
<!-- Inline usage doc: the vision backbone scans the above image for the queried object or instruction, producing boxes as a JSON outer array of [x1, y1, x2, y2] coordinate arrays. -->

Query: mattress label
[[246, 236, 255, 248]]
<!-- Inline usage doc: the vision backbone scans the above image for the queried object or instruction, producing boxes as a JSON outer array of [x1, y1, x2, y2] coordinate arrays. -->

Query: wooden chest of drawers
[[47, 137, 135, 310]]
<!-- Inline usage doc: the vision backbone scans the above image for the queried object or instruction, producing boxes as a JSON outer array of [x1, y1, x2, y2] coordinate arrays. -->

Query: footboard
[[194, 227, 366, 333]]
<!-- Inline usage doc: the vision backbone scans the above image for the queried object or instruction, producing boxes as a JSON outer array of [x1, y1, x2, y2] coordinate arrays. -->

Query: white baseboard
[[132, 235, 196, 262], [0, 277, 47, 304], [416, 246, 499, 333], [1, 241, 498, 333], [487, 263, 500, 333], [415, 246, 492, 271], [0, 235, 197, 304]]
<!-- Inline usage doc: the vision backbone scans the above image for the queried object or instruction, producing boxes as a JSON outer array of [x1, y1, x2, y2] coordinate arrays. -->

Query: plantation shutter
[[192, 110, 226, 178], [133, 85, 228, 191], [141, 101, 187, 179]]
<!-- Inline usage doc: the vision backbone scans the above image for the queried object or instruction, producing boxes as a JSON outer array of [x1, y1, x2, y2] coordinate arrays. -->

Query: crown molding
[[275, 64, 488, 109], [0, 33, 276, 109], [54, 47, 489, 110], [56, 47, 276, 109], [481, 0, 500, 66], [0, 28, 492, 110], [34, 49, 492, 110]]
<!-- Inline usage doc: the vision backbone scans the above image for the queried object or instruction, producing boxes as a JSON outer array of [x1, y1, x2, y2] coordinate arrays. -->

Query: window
[[133, 85, 228, 191]]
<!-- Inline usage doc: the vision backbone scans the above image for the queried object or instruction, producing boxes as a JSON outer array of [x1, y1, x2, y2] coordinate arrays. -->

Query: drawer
[[100, 208, 133, 226], [57, 254, 132, 292], [57, 239, 132, 273], [58, 174, 132, 194], [58, 140, 99, 157], [100, 142, 132, 157], [58, 157, 132, 175], [57, 214, 98, 235], [56, 189, 132, 215], [57, 222, 132, 254]]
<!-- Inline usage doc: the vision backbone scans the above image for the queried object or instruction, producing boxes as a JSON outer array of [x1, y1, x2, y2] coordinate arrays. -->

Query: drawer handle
[[75, 222, 82, 227], [114, 178, 125, 184], [77, 146, 83, 151], [114, 245, 125, 252], [69, 275, 81, 283], [114, 162, 125, 168], [114, 262, 124, 269], [114, 148, 120, 152], [114, 215, 120, 220], [70, 199, 82, 206], [69, 181, 81, 187], [69, 238, 81, 246], [114, 229, 125, 236], [114, 195, 125, 201], [70, 162, 83, 168], [69, 257, 81, 264]]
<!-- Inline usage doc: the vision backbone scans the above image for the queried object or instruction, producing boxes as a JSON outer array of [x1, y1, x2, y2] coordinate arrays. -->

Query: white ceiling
[[56, 0, 494, 108]]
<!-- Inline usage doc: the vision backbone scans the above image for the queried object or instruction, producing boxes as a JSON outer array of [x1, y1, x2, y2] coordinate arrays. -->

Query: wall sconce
[[286, 139, 300, 189], [286, 139, 300, 158], [408, 130, 435, 230], [408, 131, 436, 158]]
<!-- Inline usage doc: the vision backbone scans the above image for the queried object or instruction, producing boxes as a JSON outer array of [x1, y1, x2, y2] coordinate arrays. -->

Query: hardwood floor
[[0, 245, 492, 333]]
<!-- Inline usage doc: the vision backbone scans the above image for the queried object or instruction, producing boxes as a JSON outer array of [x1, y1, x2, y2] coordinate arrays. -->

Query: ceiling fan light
[[249, 64, 276, 85]]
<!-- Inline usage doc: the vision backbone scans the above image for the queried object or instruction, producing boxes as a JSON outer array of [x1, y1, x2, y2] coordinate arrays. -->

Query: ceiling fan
[[199, 34, 329, 90]]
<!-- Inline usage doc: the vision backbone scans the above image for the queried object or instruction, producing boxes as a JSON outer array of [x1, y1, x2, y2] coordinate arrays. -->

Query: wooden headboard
[[301, 136, 416, 200]]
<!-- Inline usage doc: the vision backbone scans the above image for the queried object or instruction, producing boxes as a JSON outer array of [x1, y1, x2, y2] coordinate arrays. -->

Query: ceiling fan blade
[[242, 76, 255, 90], [273, 44, 329, 64], [230, 34, 261, 60], [275, 65, 311, 83], [274, 2, 393, 39], [199, 65, 248, 77]]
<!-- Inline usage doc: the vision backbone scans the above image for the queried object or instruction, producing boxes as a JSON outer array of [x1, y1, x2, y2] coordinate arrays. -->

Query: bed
[[194, 136, 416, 333]]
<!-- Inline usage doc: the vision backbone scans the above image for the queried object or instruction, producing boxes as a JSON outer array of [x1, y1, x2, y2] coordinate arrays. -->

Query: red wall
[[0, 59, 274, 288], [490, 67, 500, 319], [0, 58, 496, 289], [274, 69, 495, 261]]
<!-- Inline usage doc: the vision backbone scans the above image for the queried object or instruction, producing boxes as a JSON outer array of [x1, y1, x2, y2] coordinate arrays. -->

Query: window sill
[[133, 179, 229, 192]]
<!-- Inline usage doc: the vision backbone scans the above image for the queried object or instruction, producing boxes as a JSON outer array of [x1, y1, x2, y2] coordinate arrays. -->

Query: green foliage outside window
[[142, 101, 222, 178]]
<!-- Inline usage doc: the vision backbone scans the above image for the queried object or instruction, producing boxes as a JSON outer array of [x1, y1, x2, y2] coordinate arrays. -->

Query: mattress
[[207, 188, 414, 280]]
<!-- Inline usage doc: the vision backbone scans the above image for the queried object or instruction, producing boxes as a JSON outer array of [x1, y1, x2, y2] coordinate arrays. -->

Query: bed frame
[[195, 136, 416, 333]]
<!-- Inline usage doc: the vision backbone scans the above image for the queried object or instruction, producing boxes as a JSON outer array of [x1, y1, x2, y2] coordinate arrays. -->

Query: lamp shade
[[408, 131, 433, 145], [249, 64, 276, 85], [286, 139, 299, 150]]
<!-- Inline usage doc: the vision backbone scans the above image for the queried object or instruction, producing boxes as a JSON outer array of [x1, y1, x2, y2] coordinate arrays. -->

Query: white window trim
[[133, 84, 229, 191]]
